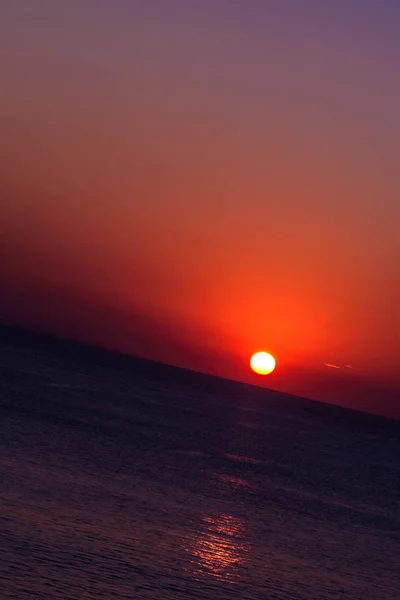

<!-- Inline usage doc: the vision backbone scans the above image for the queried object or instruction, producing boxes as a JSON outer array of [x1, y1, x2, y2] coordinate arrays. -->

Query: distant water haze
[[1, 280, 399, 420]]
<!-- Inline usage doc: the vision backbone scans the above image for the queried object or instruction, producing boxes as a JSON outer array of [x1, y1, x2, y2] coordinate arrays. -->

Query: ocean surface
[[1, 331, 399, 599]]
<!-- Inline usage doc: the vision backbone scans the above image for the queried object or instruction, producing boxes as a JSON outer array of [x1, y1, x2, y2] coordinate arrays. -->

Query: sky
[[1, 1, 399, 417]]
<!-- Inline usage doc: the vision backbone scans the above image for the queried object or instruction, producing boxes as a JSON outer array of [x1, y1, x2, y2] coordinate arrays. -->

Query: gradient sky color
[[1, 1, 399, 417]]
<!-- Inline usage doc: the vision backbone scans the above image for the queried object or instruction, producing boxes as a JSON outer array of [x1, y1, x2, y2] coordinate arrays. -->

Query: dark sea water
[[1, 331, 399, 599]]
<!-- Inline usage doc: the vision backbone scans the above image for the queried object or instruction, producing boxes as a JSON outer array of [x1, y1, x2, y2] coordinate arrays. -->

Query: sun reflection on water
[[185, 514, 248, 582]]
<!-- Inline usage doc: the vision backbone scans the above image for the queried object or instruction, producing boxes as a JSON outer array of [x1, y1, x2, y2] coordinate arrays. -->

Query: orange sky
[[1, 1, 399, 417]]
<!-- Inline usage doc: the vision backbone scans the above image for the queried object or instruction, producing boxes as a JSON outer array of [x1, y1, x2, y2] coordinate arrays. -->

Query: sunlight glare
[[250, 352, 276, 375]]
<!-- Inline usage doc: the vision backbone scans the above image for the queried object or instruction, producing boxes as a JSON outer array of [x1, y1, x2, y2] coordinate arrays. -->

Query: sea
[[1, 329, 399, 600]]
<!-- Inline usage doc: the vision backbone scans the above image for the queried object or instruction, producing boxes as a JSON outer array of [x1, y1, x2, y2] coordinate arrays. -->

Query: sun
[[250, 352, 276, 375]]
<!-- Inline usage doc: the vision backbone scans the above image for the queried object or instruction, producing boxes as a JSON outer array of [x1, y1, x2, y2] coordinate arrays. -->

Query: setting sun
[[250, 352, 276, 375]]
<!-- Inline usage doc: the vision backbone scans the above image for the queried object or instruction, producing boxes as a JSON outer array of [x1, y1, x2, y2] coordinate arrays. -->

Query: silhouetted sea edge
[[1, 323, 399, 433]]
